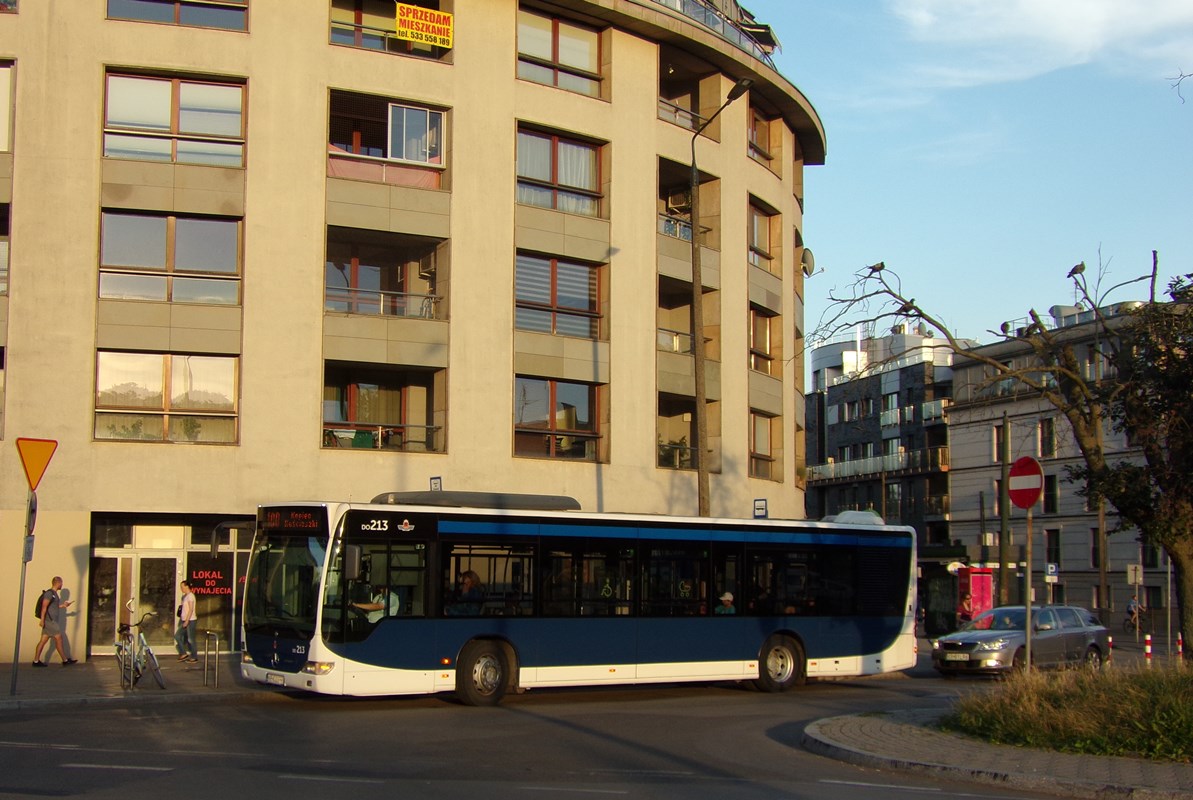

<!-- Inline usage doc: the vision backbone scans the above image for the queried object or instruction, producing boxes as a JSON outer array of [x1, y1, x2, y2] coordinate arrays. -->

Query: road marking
[[278, 774, 384, 784], [519, 789, 629, 796], [820, 779, 940, 791], [62, 764, 172, 772]]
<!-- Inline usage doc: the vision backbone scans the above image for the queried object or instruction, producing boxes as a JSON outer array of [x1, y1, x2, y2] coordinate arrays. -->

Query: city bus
[[240, 492, 916, 705]]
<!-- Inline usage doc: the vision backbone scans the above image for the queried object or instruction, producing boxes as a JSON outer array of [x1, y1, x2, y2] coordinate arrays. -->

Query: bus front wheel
[[755, 636, 805, 692], [456, 641, 509, 706]]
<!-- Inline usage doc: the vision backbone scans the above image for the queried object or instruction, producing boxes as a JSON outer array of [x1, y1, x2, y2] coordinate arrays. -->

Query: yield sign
[[1008, 456, 1044, 509], [16, 438, 58, 492]]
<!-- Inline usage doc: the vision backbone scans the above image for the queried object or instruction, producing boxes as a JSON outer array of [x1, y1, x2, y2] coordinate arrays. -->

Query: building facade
[[948, 304, 1169, 624], [805, 325, 965, 632], [0, 1, 822, 658]]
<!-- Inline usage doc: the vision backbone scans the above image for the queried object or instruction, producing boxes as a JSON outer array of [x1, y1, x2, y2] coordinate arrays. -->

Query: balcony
[[329, 19, 447, 60], [921, 398, 950, 423], [808, 446, 950, 482], [323, 423, 442, 452], [658, 98, 702, 131], [648, 0, 776, 68], [658, 212, 693, 242], [657, 327, 695, 355], [879, 408, 901, 427], [658, 441, 696, 470], [327, 149, 443, 189], [325, 288, 442, 319]]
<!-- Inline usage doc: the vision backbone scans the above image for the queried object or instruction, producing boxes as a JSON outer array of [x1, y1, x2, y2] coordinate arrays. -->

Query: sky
[[743, 0, 1193, 344]]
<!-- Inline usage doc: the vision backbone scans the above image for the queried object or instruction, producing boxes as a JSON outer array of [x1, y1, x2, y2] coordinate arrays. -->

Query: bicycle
[[115, 610, 166, 689], [1123, 610, 1152, 634]]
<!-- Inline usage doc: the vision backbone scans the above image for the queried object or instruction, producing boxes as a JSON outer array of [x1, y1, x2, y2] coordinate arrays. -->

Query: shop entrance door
[[88, 553, 180, 656]]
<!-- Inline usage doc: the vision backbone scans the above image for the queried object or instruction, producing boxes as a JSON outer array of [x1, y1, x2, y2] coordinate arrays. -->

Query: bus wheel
[[456, 641, 509, 706], [755, 636, 805, 692]]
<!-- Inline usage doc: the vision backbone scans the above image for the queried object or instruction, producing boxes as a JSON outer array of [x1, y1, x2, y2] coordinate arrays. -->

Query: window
[[514, 376, 600, 460], [748, 107, 771, 163], [0, 1, 14, 12], [1040, 417, 1055, 457], [446, 543, 535, 617], [749, 306, 776, 375], [516, 128, 601, 217], [1045, 528, 1061, 568], [515, 252, 601, 338], [324, 227, 441, 318], [99, 211, 241, 304], [104, 73, 245, 167], [95, 351, 238, 442], [328, 91, 445, 188], [0, 202, 8, 295], [0, 347, 5, 434], [644, 544, 706, 616], [1043, 474, 1059, 514], [1143, 541, 1161, 569], [323, 362, 442, 452], [1090, 527, 1101, 569], [1, 62, 12, 152], [992, 423, 1004, 461], [517, 9, 600, 98], [107, 0, 247, 31], [330, 0, 446, 59], [747, 202, 774, 269], [750, 412, 775, 479]]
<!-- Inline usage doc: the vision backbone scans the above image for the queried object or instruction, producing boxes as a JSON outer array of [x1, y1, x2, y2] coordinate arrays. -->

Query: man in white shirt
[[353, 585, 400, 623], [174, 581, 198, 663]]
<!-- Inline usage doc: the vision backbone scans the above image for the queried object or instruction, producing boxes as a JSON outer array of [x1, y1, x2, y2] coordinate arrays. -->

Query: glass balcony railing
[[658, 442, 696, 470], [648, 0, 776, 68], [808, 446, 950, 481], [657, 99, 702, 130], [325, 288, 442, 319], [322, 422, 441, 452], [657, 327, 694, 354], [658, 213, 693, 242], [329, 20, 445, 60]]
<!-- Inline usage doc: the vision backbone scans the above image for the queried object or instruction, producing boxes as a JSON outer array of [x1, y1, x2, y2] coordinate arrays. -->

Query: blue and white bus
[[241, 492, 916, 705]]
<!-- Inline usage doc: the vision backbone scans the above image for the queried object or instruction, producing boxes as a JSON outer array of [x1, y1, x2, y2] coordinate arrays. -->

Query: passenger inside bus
[[445, 570, 483, 616]]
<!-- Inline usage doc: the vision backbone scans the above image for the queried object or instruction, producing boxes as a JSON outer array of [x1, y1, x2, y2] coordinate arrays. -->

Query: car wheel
[[1011, 648, 1026, 672], [1083, 646, 1103, 671]]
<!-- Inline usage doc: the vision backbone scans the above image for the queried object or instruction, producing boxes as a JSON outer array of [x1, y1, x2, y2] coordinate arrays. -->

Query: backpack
[[31, 589, 49, 620]]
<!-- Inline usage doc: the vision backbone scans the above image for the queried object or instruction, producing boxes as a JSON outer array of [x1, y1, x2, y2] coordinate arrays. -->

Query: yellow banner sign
[[395, 3, 453, 49]]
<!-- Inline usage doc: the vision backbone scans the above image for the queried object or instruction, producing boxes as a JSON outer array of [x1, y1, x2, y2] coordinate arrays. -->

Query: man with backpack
[[33, 576, 77, 667]]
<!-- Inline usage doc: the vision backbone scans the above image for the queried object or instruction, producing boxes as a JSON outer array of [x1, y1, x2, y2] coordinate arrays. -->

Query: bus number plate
[[266, 672, 286, 685], [944, 653, 969, 661]]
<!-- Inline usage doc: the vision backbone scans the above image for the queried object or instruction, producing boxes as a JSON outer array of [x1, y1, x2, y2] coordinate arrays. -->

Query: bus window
[[542, 549, 575, 616], [578, 543, 633, 616], [644, 543, 707, 616], [712, 545, 741, 609], [445, 543, 535, 616]]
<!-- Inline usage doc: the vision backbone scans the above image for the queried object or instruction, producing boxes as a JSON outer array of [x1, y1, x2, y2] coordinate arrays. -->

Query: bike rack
[[202, 630, 220, 688]]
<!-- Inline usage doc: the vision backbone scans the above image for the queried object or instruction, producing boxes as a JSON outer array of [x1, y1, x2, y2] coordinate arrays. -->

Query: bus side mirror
[[345, 545, 362, 581]]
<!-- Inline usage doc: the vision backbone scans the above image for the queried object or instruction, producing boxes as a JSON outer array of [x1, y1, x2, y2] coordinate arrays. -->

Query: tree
[[816, 253, 1191, 657]]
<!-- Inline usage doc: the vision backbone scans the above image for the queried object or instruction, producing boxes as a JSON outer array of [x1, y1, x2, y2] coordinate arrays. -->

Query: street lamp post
[[689, 77, 752, 517]]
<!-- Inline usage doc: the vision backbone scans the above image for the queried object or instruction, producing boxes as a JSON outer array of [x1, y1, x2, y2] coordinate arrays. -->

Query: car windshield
[[966, 608, 1025, 631]]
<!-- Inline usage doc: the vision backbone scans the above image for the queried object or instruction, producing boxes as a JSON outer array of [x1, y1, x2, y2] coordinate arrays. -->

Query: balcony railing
[[879, 408, 900, 427], [658, 212, 693, 242], [923, 495, 951, 516], [327, 151, 443, 189], [329, 20, 446, 60], [648, 0, 776, 68], [657, 327, 695, 354], [921, 398, 950, 422], [657, 98, 703, 131], [658, 442, 696, 470], [323, 423, 441, 452], [808, 446, 950, 481], [325, 288, 442, 319]]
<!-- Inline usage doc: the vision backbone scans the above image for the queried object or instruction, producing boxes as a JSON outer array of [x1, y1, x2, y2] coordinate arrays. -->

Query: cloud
[[887, 0, 1193, 87]]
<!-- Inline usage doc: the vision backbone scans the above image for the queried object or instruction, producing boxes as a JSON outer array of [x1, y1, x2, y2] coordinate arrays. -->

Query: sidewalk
[[0, 651, 287, 711]]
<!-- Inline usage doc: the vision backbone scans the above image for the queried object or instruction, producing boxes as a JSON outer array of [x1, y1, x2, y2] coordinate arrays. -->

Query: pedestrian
[[955, 592, 973, 629], [174, 580, 199, 663], [33, 576, 78, 667]]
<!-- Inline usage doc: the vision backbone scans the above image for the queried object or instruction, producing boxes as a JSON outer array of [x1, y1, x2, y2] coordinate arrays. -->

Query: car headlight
[[975, 638, 1012, 651], [931, 639, 941, 650]]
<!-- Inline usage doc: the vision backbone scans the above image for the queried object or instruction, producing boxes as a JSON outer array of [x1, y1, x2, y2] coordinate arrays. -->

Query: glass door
[[87, 553, 180, 655]]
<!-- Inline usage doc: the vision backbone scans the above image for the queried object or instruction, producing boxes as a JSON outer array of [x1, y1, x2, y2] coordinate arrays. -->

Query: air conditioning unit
[[666, 190, 691, 213]]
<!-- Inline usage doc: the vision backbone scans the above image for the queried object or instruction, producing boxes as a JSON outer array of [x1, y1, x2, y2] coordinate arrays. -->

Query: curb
[[801, 712, 1193, 800]]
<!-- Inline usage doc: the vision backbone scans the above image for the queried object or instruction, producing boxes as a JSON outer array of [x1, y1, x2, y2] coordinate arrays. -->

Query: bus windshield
[[243, 509, 330, 639]]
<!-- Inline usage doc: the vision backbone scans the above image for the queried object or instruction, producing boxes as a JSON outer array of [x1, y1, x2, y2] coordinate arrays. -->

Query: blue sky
[[744, 0, 1193, 343]]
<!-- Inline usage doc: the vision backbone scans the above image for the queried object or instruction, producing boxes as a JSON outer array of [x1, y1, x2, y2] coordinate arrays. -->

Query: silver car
[[932, 605, 1110, 675]]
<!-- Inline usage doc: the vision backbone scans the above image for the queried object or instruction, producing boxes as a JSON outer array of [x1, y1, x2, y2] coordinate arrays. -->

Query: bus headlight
[[302, 661, 336, 676], [241, 651, 254, 664]]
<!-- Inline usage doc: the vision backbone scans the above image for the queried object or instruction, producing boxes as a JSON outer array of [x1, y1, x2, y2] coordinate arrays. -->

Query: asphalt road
[[0, 665, 1064, 800]]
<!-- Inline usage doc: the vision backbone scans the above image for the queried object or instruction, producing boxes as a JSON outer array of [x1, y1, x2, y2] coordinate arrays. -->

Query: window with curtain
[[107, 0, 248, 31], [750, 412, 775, 479], [322, 363, 441, 451], [517, 8, 601, 98], [104, 73, 245, 167], [516, 128, 601, 217], [99, 211, 241, 304], [95, 351, 238, 443], [515, 252, 600, 338], [514, 376, 600, 460]]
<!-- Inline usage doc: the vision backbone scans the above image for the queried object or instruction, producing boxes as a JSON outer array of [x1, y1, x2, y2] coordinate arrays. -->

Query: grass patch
[[939, 667, 1193, 762]]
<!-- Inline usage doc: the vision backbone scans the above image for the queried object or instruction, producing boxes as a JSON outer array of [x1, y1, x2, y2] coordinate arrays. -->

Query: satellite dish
[[801, 248, 816, 277]]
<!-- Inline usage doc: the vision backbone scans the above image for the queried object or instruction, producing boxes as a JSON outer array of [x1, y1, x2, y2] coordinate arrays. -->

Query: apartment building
[[0, 1, 822, 658], [948, 303, 1167, 621]]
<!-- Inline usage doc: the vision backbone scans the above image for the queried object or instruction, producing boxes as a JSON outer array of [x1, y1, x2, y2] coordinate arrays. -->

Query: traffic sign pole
[[12, 439, 57, 696], [1024, 505, 1033, 674]]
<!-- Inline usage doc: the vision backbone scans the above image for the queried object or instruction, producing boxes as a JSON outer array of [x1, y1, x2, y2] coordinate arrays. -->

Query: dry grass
[[940, 666, 1193, 762]]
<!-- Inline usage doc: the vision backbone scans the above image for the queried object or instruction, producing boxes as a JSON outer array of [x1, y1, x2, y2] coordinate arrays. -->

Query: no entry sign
[[1008, 456, 1044, 509]]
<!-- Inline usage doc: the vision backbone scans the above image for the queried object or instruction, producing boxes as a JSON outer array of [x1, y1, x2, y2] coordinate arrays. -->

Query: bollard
[[202, 630, 220, 688], [1107, 634, 1113, 664], [1145, 633, 1152, 668], [1179, 632, 1184, 668]]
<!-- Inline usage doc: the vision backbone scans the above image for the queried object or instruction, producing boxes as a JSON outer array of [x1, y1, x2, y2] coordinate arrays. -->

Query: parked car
[[932, 605, 1109, 676]]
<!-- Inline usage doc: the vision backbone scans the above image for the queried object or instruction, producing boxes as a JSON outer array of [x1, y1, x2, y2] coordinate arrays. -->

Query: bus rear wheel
[[755, 636, 805, 692], [456, 641, 509, 706]]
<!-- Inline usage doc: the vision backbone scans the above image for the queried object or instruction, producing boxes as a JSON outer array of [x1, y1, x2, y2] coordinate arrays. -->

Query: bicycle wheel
[[144, 647, 166, 689], [115, 646, 133, 689]]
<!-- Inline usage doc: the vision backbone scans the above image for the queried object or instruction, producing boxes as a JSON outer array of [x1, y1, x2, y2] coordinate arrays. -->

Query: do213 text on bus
[[240, 493, 916, 705]]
